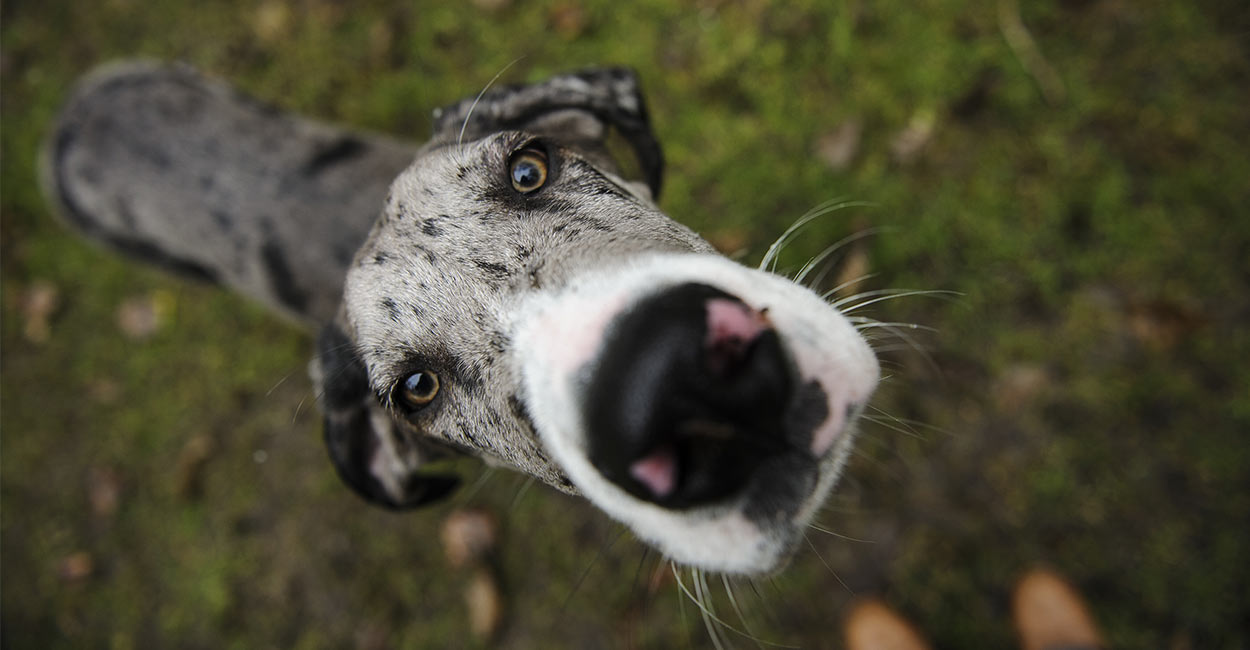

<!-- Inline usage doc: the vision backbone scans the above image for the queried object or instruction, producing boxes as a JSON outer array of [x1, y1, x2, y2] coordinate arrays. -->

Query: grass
[[3, 0, 1248, 647]]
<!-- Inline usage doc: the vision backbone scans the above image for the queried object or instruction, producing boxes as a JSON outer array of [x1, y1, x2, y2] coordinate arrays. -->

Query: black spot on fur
[[380, 297, 401, 322], [372, 252, 390, 265], [422, 219, 443, 237], [571, 214, 613, 232], [303, 136, 368, 176], [261, 239, 309, 312], [412, 244, 436, 264], [473, 259, 511, 279]]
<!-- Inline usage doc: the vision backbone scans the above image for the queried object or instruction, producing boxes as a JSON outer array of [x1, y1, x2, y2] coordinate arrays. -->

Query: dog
[[43, 62, 879, 575]]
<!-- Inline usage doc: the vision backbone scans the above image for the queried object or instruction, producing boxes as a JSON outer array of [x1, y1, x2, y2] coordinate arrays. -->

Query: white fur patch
[[514, 253, 878, 574]]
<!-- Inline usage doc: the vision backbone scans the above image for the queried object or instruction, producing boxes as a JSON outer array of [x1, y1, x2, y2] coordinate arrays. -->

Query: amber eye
[[394, 371, 440, 411], [509, 146, 548, 193]]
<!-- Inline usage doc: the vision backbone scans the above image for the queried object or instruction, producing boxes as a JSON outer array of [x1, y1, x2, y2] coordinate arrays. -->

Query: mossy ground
[[3, 1, 1248, 647]]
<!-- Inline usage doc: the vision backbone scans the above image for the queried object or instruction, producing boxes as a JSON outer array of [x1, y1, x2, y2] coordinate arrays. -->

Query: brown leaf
[[549, 4, 589, 40], [441, 508, 498, 568], [116, 294, 165, 340], [829, 238, 872, 299], [815, 119, 863, 172], [992, 364, 1050, 413], [706, 229, 750, 257], [88, 466, 122, 518], [21, 280, 60, 343], [58, 551, 94, 582], [466, 567, 504, 641], [1127, 298, 1204, 351], [890, 109, 937, 164], [252, 1, 291, 44]]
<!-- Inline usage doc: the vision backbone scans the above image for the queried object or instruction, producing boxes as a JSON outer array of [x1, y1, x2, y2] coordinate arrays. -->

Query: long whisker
[[804, 534, 855, 596], [669, 564, 798, 648], [458, 57, 525, 146], [806, 522, 878, 544], [560, 525, 627, 612], [862, 414, 929, 441], [794, 227, 880, 285], [759, 199, 872, 273], [833, 288, 962, 313], [866, 404, 953, 437], [453, 466, 498, 506]]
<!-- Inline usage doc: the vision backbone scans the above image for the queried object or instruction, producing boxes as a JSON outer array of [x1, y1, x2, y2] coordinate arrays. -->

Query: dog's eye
[[509, 146, 548, 193], [394, 371, 440, 411]]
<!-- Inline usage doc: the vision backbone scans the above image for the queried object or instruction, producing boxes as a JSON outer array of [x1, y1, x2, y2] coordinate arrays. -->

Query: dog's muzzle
[[516, 253, 878, 573], [584, 282, 809, 508]]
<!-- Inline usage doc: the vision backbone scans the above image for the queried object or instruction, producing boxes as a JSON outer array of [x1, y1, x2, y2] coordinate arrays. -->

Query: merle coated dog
[[43, 62, 878, 574]]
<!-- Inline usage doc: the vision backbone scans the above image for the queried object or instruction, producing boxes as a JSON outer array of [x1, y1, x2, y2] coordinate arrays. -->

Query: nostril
[[584, 282, 797, 509], [629, 443, 678, 500], [704, 298, 770, 376]]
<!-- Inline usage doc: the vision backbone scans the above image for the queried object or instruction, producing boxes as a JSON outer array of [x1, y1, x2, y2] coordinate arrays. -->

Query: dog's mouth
[[515, 253, 878, 574]]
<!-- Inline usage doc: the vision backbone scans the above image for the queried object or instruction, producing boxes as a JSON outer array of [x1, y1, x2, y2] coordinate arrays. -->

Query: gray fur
[[44, 63, 878, 573]]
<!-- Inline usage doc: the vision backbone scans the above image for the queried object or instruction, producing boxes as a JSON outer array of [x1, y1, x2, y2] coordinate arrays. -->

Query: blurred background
[[3, 1, 1247, 648]]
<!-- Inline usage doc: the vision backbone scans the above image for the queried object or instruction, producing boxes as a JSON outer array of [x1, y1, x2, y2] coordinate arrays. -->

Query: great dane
[[43, 62, 878, 574]]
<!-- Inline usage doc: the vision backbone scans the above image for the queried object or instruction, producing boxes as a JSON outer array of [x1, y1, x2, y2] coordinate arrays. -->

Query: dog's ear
[[431, 67, 665, 199], [313, 324, 459, 510]]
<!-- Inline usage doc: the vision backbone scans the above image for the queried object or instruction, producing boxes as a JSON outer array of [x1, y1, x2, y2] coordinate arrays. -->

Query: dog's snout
[[583, 282, 796, 508]]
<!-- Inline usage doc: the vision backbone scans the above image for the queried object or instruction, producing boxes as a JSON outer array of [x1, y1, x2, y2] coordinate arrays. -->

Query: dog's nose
[[584, 282, 795, 508]]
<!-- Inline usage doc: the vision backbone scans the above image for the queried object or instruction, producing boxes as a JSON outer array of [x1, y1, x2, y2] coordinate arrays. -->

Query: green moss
[[4, 0, 1248, 647]]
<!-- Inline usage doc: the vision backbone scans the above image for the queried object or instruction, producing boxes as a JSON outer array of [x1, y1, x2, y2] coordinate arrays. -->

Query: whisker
[[804, 533, 855, 596], [291, 394, 310, 425], [508, 475, 536, 511], [834, 288, 962, 313], [793, 227, 881, 285], [822, 272, 880, 301], [669, 564, 797, 648], [265, 371, 294, 397], [696, 569, 728, 650], [806, 522, 878, 544], [453, 466, 498, 506], [852, 320, 936, 333], [862, 414, 929, 441], [759, 199, 872, 273], [866, 405, 953, 437], [560, 526, 626, 612], [457, 57, 525, 146]]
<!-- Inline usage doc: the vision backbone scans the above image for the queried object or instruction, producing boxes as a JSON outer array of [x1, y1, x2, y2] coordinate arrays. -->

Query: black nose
[[583, 282, 795, 508]]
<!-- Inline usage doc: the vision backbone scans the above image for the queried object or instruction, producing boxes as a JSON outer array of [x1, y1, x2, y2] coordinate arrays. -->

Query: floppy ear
[[312, 324, 459, 510], [430, 67, 666, 199]]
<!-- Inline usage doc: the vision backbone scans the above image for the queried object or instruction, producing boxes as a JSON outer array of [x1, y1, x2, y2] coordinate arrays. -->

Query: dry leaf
[[466, 567, 503, 640], [890, 109, 937, 164], [815, 119, 863, 172], [58, 552, 94, 582], [21, 280, 60, 343], [549, 4, 589, 39], [992, 364, 1050, 413], [441, 508, 498, 568], [116, 294, 164, 340], [252, 1, 291, 44], [88, 466, 122, 518]]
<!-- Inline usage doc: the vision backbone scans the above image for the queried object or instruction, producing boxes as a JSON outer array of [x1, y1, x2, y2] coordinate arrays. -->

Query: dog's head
[[314, 69, 879, 574]]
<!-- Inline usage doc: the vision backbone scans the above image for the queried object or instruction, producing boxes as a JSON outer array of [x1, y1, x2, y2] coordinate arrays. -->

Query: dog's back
[[43, 62, 417, 326]]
